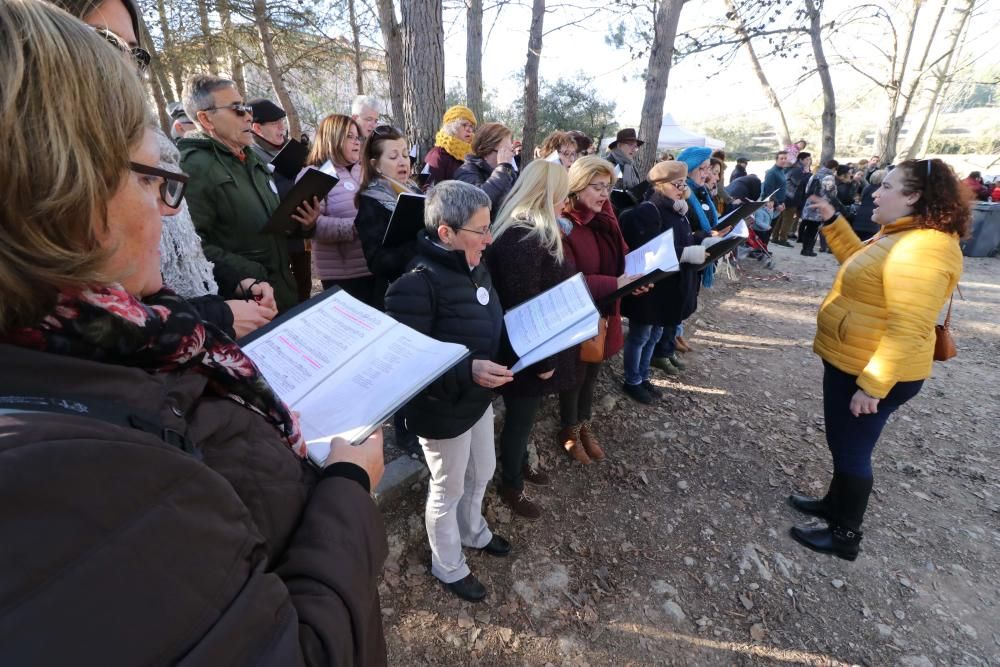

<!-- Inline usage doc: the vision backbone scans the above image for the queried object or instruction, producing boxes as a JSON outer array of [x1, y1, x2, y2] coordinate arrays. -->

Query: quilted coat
[[813, 216, 962, 398], [308, 162, 372, 281]]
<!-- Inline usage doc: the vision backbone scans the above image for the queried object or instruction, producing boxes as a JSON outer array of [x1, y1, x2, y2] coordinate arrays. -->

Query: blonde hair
[[0, 0, 148, 332], [307, 113, 361, 167], [567, 155, 616, 197], [492, 161, 569, 263]]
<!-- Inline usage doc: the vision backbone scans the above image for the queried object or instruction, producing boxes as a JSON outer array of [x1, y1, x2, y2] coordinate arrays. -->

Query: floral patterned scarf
[[2, 285, 306, 457]]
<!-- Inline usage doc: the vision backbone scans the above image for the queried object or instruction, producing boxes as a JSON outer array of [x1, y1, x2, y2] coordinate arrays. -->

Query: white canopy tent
[[656, 113, 725, 150]]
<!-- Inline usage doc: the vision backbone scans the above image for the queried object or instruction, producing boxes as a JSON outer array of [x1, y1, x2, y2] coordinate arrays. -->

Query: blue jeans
[[822, 361, 923, 478], [623, 323, 663, 385]]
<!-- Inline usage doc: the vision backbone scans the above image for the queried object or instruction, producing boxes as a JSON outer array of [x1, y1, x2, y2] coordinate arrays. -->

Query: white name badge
[[343, 181, 357, 192], [701, 203, 710, 211], [269, 179, 278, 194], [476, 286, 490, 306]]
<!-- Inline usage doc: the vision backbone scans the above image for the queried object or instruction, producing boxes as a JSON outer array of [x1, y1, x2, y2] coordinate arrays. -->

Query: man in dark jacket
[[729, 157, 748, 183], [249, 98, 314, 304], [385, 181, 511, 604], [180, 74, 319, 313], [773, 151, 811, 246]]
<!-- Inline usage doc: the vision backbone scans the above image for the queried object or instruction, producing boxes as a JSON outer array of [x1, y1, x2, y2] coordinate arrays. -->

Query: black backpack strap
[[0, 394, 200, 457]]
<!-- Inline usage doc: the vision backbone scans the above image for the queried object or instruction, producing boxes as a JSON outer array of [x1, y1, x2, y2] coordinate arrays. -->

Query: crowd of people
[[0, 0, 972, 663]]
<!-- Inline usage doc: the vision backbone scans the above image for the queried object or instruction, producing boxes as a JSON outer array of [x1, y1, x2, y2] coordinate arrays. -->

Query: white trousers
[[420, 404, 496, 583]]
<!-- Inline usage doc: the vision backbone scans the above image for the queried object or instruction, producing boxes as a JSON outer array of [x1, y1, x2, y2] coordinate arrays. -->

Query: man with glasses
[[605, 128, 644, 192], [351, 95, 381, 140], [180, 74, 320, 313]]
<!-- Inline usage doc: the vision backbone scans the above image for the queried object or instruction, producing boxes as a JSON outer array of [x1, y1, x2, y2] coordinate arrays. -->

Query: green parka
[[179, 134, 298, 313]]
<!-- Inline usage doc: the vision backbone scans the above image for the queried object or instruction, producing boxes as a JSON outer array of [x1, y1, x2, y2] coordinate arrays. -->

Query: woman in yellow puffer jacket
[[788, 159, 968, 561]]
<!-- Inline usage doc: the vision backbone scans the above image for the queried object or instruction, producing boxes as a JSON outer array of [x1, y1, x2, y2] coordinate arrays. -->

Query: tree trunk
[[465, 0, 484, 120], [401, 0, 445, 164], [374, 0, 406, 125], [217, 0, 246, 97], [196, 0, 217, 75], [874, 0, 922, 164], [906, 0, 974, 159], [521, 0, 545, 163], [154, 0, 183, 99], [726, 0, 790, 149], [252, 0, 301, 137], [348, 0, 365, 94], [634, 0, 686, 175], [805, 0, 836, 163], [892, 0, 947, 159], [136, 12, 170, 133]]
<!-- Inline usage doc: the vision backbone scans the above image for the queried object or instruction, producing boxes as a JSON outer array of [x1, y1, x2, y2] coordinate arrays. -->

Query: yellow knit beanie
[[441, 105, 477, 126]]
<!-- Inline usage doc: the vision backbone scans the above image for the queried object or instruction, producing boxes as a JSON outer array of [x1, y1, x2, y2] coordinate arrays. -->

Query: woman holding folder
[[619, 161, 707, 404], [486, 161, 576, 519], [557, 156, 636, 464]]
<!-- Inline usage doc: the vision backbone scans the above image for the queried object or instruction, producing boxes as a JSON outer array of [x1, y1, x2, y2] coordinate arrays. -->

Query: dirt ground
[[377, 243, 1000, 667]]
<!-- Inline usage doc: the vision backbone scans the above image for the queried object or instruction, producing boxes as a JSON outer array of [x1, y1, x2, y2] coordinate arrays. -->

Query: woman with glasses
[[484, 161, 576, 519], [788, 159, 965, 561], [537, 131, 578, 170], [619, 161, 707, 404], [454, 122, 517, 217], [423, 105, 477, 188], [556, 156, 633, 464], [385, 181, 512, 603], [0, 2, 388, 663], [302, 114, 381, 306]]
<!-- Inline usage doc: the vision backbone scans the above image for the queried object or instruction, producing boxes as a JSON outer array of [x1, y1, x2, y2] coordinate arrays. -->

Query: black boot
[[787, 473, 840, 521], [790, 474, 872, 562], [789, 524, 863, 561]]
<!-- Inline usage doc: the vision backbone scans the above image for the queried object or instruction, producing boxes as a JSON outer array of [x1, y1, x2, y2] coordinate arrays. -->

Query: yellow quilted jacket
[[813, 216, 962, 398]]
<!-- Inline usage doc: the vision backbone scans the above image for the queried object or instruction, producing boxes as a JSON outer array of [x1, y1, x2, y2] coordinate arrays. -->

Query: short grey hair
[[425, 181, 491, 232], [182, 74, 237, 131], [869, 168, 888, 186], [443, 119, 469, 137], [351, 94, 379, 117]]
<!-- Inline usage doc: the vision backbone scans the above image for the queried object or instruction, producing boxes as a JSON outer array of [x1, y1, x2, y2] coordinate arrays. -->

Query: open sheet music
[[699, 220, 750, 267], [713, 189, 780, 230], [242, 289, 468, 465], [504, 273, 599, 373], [598, 229, 680, 305]]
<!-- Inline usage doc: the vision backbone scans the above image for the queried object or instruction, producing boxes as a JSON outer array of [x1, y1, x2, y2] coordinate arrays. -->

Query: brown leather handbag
[[580, 317, 608, 363], [933, 293, 957, 361]]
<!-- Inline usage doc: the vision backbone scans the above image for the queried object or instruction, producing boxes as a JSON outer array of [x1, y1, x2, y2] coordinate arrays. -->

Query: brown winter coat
[[0, 344, 388, 666]]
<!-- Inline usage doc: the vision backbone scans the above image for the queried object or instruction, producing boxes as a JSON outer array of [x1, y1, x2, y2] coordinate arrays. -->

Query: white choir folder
[[504, 273, 600, 373], [240, 288, 469, 466], [598, 228, 680, 306]]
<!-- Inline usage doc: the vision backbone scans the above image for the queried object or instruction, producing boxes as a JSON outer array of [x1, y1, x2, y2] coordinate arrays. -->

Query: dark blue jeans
[[822, 361, 923, 478], [623, 323, 663, 385]]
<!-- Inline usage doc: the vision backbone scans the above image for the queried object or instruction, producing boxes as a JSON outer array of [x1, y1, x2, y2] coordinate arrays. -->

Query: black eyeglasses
[[204, 103, 253, 117], [130, 162, 189, 208], [94, 28, 151, 75], [456, 225, 491, 237]]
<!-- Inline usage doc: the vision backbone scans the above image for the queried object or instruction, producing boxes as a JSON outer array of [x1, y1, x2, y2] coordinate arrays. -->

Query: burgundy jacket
[[422, 146, 462, 189], [0, 344, 388, 666], [562, 199, 628, 360]]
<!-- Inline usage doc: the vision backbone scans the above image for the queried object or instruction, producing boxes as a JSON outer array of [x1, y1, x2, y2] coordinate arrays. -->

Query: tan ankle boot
[[579, 421, 605, 461], [557, 424, 591, 464]]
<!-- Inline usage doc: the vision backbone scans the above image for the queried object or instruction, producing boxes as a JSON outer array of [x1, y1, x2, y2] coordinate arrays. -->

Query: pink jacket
[[308, 162, 371, 281]]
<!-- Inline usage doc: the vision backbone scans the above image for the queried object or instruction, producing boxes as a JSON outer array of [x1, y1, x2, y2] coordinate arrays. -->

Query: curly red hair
[[898, 159, 972, 238]]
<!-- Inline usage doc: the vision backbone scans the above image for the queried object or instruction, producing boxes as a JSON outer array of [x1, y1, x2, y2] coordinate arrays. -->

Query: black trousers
[[289, 249, 313, 303], [799, 220, 821, 254], [499, 395, 543, 491], [559, 362, 602, 426]]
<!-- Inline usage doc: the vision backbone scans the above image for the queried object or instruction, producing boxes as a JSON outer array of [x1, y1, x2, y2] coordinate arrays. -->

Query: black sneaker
[[774, 240, 793, 248], [623, 382, 653, 404], [641, 381, 663, 398], [801, 250, 818, 257], [445, 573, 487, 602], [477, 534, 511, 557]]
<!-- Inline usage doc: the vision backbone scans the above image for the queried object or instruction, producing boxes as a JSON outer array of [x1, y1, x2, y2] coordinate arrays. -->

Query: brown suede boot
[[579, 421, 605, 461], [500, 486, 542, 520], [557, 424, 591, 464]]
